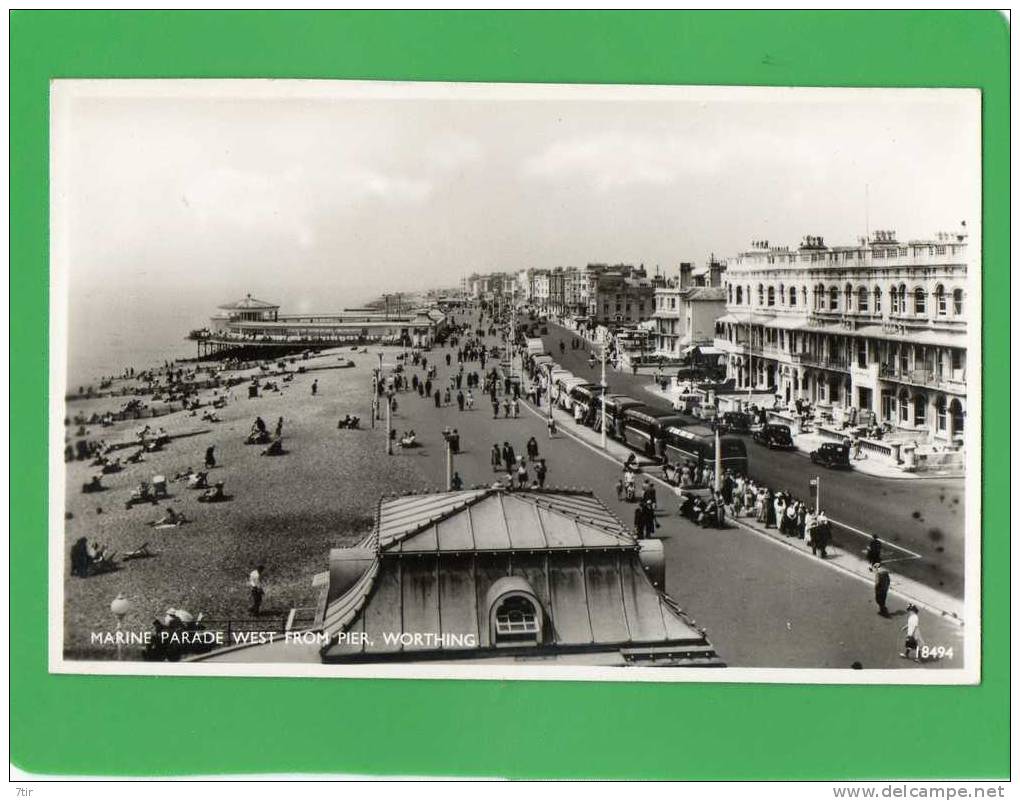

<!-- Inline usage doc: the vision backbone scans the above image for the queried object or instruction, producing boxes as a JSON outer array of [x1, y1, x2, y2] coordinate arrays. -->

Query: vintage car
[[810, 442, 851, 469], [717, 411, 752, 434], [752, 423, 795, 449]]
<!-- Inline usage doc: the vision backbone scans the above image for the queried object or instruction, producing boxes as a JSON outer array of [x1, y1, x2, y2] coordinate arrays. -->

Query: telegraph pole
[[385, 390, 393, 455], [714, 424, 723, 493]]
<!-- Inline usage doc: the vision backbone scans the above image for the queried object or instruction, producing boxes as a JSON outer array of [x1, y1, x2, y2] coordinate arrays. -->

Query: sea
[[64, 284, 375, 392]]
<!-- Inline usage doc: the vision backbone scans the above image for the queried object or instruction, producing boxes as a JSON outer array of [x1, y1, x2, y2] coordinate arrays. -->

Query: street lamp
[[600, 329, 609, 450], [110, 593, 131, 661]]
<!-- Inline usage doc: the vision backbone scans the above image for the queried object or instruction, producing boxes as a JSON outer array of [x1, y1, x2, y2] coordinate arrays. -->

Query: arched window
[[858, 286, 869, 311], [899, 284, 908, 312], [787, 286, 795, 306], [950, 398, 965, 435], [757, 284, 764, 305], [874, 286, 882, 313], [828, 286, 838, 311], [727, 284, 733, 304], [778, 284, 784, 305], [953, 289, 964, 315], [736, 286, 743, 304], [801, 286, 808, 307], [767, 286, 775, 306], [493, 595, 540, 643], [844, 283, 853, 310], [935, 285, 946, 315], [889, 286, 899, 314], [914, 287, 926, 315], [913, 394, 927, 426], [936, 395, 947, 431], [898, 389, 910, 422], [487, 578, 544, 647]]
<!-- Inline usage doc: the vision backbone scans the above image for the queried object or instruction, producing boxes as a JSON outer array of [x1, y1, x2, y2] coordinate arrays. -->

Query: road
[[537, 322, 966, 598], [371, 314, 964, 670]]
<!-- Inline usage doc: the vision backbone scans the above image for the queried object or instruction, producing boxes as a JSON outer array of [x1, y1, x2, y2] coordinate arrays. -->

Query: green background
[[10, 11, 1009, 779]]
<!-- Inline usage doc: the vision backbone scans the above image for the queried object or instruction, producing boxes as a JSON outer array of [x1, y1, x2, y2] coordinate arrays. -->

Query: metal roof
[[217, 294, 280, 311], [375, 488, 632, 552]]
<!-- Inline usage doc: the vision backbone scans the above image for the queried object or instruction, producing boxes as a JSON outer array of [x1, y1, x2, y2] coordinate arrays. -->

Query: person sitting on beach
[[197, 481, 226, 503], [82, 475, 104, 493], [201, 411, 220, 423], [171, 467, 193, 482], [126, 481, 156, 507], [126, 448, 145, 464], [262, 438, 284, 456], [151, 507, 187, 527], [400, 431, 418, 449], [186, 470, 209, 490]]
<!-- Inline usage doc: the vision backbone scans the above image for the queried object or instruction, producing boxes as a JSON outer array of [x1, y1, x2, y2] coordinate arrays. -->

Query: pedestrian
[[311, 380, 318, 396], [813, 511, 832, 558], [248, 564, 265, 616], [502, 442, 516, 472], [275, 417, 284, 438], [547, 416, 557, 439], [633, 502, 647, 540], [865, 535, 883, 565], [457, 390, 465, 411], [204, 445, 216, 469], [502, 398, 511, 418], [526, 436, 539, 461], [491, 398, 499, 418], [535, 458, 547, 488], [616, 476, 625, 501], [511, 398, 519, 418], [434, 390, 441, 408], [450, 471, 463, 491], [900, 604, 923, 661], [516, 460, 528, 489], [466, 390, 474, 410], [491, 443, 502, 473], [872, 562, 891, 617]]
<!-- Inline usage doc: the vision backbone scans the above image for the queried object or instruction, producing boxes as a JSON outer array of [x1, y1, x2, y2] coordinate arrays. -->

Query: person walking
[[491, 443, 502, 473], [872, 562, 891, 617], [535, 458, 547, 488], [311, 380, 318, 396], [434, 390, 441, 408], [457, 390, 465, 411], [248, 564, 265, 616], [275, 417, 284, 439], [865, 535, 883, 565], [516, 459, 528, 489], [812, 511, 832, 558], [633, 502, 647, 540], [503, 442, 516, 472], [204, 445, 216, 469], [900, 604, 923, 661], [450, 471, 463, 490]]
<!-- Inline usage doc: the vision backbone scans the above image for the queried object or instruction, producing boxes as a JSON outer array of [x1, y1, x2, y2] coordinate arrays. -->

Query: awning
[[716, 312, 778, 327]]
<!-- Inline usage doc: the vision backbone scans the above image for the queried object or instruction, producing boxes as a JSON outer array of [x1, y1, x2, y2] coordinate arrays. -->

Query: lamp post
[[600, 330, 609, 450], [385, 390, 393, 455], [110, 593, 131, 661], [714, 422, 723, 493]]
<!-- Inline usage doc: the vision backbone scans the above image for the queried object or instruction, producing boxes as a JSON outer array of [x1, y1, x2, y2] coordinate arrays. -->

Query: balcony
[[878, 364, 967, 393], [790, 352, 850, 371]]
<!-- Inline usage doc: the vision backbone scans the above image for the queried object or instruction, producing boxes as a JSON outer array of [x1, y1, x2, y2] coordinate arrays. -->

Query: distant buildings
[[714, 229, 969, 447]]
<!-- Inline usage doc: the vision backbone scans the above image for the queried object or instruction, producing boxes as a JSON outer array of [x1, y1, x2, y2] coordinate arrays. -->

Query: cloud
[[423, 133, 484, 172]]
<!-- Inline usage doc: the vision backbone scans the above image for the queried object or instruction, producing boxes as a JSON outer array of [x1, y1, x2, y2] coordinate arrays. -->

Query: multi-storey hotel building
[[714, 230, 970, 447]]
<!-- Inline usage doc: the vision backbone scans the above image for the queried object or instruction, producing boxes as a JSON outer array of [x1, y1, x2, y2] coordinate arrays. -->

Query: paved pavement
[[538, 322, 966, 599], [372, 317, 965, 670]]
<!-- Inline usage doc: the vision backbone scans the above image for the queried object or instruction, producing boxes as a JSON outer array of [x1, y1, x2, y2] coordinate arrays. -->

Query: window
[[727, 284, 733, 303], [778, 284, 785, 305], [913, 394, 927, 426], [789, 286, 797, 306], [801, 286, 808, 307], [828, 286, 838, 310], [936, 396, 947, 431], [736, 286, 743, 304], [845, 283, 853, 310], [899, 284, 908, 313], [935, 285, 946, 315], [494, 596, 540, 642], [757, 284, 764, 305], [898, 390, 910, 422], [874, 287, 881, 313], [950, 399, 965, 435], [767, 286, 775, 306], [914, 287, 926, 315], [953, 289, 964, 315], [951, 348, 963, 372], [858, 286, 869, 311], [890, 287, 899, 314]]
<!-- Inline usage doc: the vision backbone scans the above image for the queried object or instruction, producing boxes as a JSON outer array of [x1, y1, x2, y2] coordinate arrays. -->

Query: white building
[[714, 230, 969, 448], [652, 284, 727, 358]]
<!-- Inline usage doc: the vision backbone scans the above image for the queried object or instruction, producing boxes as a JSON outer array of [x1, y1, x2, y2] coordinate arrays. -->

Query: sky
[[54, 81, 980, 319]]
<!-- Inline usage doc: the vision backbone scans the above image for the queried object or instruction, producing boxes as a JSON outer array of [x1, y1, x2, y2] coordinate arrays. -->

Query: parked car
[[717, 411, 752, 434], [752, 423, 795, 449], [810, 442, 851, 469]]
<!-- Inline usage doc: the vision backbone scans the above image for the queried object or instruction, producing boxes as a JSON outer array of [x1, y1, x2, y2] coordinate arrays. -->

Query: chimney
[[709, 258, 725, 288], [679, 262, 693, 289]]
